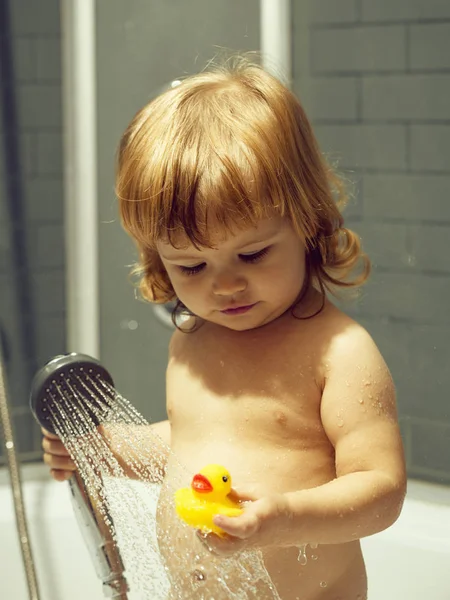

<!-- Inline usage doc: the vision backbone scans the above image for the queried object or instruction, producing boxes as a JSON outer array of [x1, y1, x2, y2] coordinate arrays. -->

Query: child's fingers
[[228, 486, 258, 504], [41, 428, 76, 482], [196, 530, 245, 557], [50, 468, 74, 482], [213, 513, 259, 539], [41, 427, 60, 440], [43, 452, 76, 471], [41, 435, 70, 457]]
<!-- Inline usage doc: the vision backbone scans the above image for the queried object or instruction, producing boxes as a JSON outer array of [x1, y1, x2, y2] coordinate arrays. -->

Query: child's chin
[[217, 316, 264, 332]]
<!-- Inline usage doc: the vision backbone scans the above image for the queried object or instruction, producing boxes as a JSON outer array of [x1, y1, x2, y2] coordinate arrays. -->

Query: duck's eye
[[222, 476, 228, 483]]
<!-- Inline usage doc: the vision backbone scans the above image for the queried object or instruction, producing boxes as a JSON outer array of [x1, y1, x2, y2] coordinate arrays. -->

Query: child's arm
[[42, 420, 171, 483], [213, 325, 406, 550], [101, 420, 171, 481], [285, 326, 406, 545]]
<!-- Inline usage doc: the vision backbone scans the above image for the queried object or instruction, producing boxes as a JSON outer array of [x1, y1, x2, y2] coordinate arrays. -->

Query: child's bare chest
[[169, 320, 320, 420], [166, 320, 334, 490], [168, 348, 320, 438]]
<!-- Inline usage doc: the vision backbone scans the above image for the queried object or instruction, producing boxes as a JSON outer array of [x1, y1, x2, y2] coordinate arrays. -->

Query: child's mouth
[[220, 303, 257, 315]]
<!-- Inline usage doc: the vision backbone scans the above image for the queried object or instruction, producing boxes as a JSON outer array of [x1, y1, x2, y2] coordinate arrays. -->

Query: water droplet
[[320, 581, 328, 588], [192, 569, 206, 582], [297, 545, 308, 565], [311, 554, 318, 560]]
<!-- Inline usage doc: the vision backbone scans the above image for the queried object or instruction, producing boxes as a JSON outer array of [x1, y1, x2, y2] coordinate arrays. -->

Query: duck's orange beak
[[191, 473, 213, 493]]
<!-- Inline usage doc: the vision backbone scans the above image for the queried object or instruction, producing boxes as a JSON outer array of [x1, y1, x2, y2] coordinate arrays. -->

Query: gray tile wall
[[293, 0, 450, 484], [95, 0, 260, 423], [1, 1, 261, 460], [3, 0, 449, 481], [0, 0, 65, 461]]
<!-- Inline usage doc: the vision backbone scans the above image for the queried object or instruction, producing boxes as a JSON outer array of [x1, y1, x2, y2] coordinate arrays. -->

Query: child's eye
[[178, 263, 205, 276], [239, 247, 270, 263]]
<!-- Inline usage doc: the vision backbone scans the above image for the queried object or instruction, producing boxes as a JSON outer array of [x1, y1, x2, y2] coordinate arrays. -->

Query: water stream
[[47, 372, 281, 600]]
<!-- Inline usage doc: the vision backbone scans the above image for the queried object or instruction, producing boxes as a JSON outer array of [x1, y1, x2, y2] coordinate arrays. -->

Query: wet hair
[[116, 55, 370, 317]]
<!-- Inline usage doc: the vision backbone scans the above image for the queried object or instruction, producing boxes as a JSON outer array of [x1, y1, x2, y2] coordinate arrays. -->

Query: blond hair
[[116, 56, 370, 307]]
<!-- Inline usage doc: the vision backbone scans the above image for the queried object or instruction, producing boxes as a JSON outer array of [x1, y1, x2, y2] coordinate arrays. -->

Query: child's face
[[157, 216, 306, 331]]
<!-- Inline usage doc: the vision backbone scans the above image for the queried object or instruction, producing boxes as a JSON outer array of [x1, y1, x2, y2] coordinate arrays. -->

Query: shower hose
[[0, 344, 41, 600]]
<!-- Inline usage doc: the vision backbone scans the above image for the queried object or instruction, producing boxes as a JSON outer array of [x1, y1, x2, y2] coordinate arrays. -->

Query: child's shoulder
[[167, 301, 381, 369], [312, 299, 388, 378], [168, 316, 204, 357], [315, 298, 368, 334], [303, 298, 381, 362]]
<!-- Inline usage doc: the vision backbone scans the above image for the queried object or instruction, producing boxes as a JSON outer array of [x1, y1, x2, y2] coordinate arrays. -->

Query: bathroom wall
[[95, 0, 260, 423], [1, 0, 448, 486], [0, 0, 65, 461], [0, 0, 260, 459], [292, 0, 450, 484]]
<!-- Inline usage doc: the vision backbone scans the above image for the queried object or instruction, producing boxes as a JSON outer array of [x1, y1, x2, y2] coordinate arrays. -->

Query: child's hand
[[198, 492, 291, 557], [41, 428, 76, 482]]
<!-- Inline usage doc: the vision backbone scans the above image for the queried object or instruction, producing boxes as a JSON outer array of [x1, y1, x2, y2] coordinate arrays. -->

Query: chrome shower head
[[29, 353, 114, 436]]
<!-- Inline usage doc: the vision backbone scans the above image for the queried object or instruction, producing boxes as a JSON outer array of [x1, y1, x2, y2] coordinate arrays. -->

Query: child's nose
[[212, 270, 247, 296]]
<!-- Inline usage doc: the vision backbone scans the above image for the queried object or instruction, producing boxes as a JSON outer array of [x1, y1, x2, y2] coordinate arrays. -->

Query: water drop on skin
[[297, 546, 308, 565], [192, 569, 206, 582], [320, 581, 328, 588]]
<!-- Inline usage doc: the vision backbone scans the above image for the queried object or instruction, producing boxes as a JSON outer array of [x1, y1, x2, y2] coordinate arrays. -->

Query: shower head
[[30, 353, 115, 436]]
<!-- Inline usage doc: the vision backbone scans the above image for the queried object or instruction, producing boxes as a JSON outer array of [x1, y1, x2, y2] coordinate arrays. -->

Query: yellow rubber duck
[[174, 464, 243, 536]]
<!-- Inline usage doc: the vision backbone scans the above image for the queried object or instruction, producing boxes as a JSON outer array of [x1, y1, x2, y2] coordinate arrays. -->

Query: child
[[42, 56, 406, 599]]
